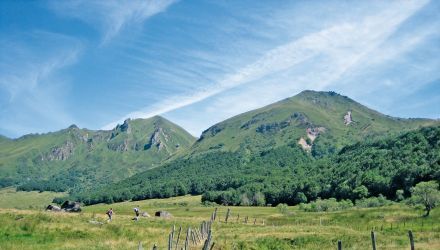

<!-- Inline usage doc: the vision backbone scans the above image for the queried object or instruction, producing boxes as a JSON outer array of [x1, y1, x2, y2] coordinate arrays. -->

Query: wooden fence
[[337, 230, 416, 250], [136, 208, 263, 249]]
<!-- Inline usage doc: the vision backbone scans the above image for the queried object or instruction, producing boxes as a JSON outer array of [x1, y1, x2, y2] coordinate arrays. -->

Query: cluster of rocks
[[46, 201, 81, 213], [43, 141, 75, 161]]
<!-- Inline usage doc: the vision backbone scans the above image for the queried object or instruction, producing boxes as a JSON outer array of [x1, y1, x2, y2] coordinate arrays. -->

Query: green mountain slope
[[193, 90, 437, 157], [75, 91, 439, 205], [0, 116, 196, 191]]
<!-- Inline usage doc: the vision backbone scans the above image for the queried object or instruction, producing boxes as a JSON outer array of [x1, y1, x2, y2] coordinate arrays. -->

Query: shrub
[[277, 203, 288, 214], [355, 194, 393, 208], [299, 198, 353, 212]]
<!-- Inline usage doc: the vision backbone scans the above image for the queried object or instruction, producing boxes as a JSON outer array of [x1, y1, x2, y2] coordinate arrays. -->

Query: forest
[[70, 126, 439, 206]]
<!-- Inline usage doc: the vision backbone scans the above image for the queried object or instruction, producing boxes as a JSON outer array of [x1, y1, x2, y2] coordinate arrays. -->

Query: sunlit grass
[[0, 194, 439, 249], [0, 188, 65, 209]]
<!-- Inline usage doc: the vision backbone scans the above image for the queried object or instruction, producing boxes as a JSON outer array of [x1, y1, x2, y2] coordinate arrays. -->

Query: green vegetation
[[299, 198, 354, 212], [0, 116, 196, 192], [0, 188, 65, 210], [0, 195, 439, 250], [408, 181, 440, 216], [76, 125, 440, 207], [1, 90, 439, 211]]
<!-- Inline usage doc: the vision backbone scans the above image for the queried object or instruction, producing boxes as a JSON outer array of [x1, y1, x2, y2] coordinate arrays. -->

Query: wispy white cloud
[[0, 31, 82, 137], [103, 0, 429, 131], [49, 0, 177, 43]]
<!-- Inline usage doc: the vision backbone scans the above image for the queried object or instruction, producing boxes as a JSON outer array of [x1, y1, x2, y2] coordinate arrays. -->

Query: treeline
[[73, 126, 439, 206]]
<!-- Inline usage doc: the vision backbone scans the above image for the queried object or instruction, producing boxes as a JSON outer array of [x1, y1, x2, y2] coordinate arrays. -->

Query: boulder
[[61, 201, 81, 212], [46, 204, 62, 212], [155, 211, 172, 218]]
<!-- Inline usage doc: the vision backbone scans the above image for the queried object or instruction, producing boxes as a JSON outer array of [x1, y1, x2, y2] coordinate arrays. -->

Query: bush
[[277, 203, 288, 214], [299, 198, 353, 212], [201, 201, 217, 207], [355, 194, 393, 208]]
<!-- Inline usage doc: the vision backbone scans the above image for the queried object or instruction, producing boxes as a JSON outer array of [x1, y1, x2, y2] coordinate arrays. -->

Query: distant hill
[[73, 91, 439, 205], [192, 90, 437, 157], [0, 116, 196, 191]]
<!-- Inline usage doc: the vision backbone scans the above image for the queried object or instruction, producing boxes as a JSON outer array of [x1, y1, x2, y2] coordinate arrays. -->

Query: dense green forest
[[74, 126, 439, 206]]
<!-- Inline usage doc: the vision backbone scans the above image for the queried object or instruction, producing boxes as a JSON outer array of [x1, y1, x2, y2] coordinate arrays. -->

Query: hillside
[[192, 90, 437, 157], [0, 116, 196, 191], [74, 91, 439, 205]]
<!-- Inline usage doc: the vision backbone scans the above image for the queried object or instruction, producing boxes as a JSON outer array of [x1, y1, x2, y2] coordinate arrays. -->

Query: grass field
[[0, 188, 66, 209], [0, 193, 439, 250]]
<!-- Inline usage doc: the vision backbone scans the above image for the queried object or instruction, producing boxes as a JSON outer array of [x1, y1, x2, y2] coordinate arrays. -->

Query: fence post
[[225, 208, 231, 223], [371, 231, 376, 250], [236, 214, 240, 223], [253, 218, 256, 225], [337, 240, 342, 250], [184, 227, 190, 250], [408, 230, 415, 250], [214, 207, 218, 221], [193, 230, 197, 245], [138, 241, 143, 250], [174, 226, 182, 250], [168, 233, 172, 250], [202, 229, 212, 250]]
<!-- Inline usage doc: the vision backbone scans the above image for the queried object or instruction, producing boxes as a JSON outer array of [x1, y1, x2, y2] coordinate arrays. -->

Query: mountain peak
[[297, 90, 347, 98]]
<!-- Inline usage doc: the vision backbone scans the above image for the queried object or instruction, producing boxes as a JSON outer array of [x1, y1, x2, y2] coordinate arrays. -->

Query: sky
[[0, 0, 439, 138]]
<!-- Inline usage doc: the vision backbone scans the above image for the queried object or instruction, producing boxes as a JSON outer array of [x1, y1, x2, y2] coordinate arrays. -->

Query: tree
[[294, 192, 308, 204], [353, 185, 369, 200], [253, 192, 266, 206], [395, 189, 404, 201], [410, 181, 440, 216]]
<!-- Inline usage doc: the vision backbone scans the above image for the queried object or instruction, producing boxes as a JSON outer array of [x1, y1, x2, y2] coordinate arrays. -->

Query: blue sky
[[0, 0, 439, 138]]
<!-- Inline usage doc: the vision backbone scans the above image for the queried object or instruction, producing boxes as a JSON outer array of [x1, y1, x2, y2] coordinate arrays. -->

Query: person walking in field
[[133, 206, 140, 221], [106, 208, 113, 222]]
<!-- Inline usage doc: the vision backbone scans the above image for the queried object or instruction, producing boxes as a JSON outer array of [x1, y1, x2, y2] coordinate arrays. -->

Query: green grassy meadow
[[0, 188, 66, 209], [0, 192, 439, 249]]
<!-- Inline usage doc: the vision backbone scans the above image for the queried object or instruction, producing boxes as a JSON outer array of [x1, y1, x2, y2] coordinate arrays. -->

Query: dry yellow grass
[[0, 195, 439, 249]]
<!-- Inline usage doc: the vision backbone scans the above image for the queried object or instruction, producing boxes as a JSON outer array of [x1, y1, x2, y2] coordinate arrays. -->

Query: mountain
[[192, 90, 437, 157], [0, 135, 10, 145], [74, 91, 439, 205], [0, 116, 196, 191]]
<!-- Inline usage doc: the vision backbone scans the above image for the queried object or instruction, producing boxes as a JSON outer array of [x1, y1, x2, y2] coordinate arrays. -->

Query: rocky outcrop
[[344, 111, 353, 125], [44, 141, 75, 161], [46, 205, 62, 212], [61, 201, 81, 212], [256, 121, 290, 134], [144, 127, 170, 152], [155, 210, 172, 218], [298, 127, 326, 151], [291, 112, 311, 126], [298, 137, 312, 151], [46, 201, 81, 213], [116, 119, 131, 133], [108, 139, 130, 151], [198, 124, 225, 141]]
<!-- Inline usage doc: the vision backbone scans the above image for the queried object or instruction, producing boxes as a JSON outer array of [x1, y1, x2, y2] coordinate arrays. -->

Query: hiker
[[133, 206, 140, 221], [106, 208, 113, 222]]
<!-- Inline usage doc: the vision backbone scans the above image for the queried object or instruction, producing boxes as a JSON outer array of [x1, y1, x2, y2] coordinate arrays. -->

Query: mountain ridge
[[0, 116, 196, 191], [70, 91, 439, 205]]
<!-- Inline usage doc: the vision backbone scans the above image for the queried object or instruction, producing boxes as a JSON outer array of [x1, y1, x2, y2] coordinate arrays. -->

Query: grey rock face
[[45, 141, 75, 161]]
